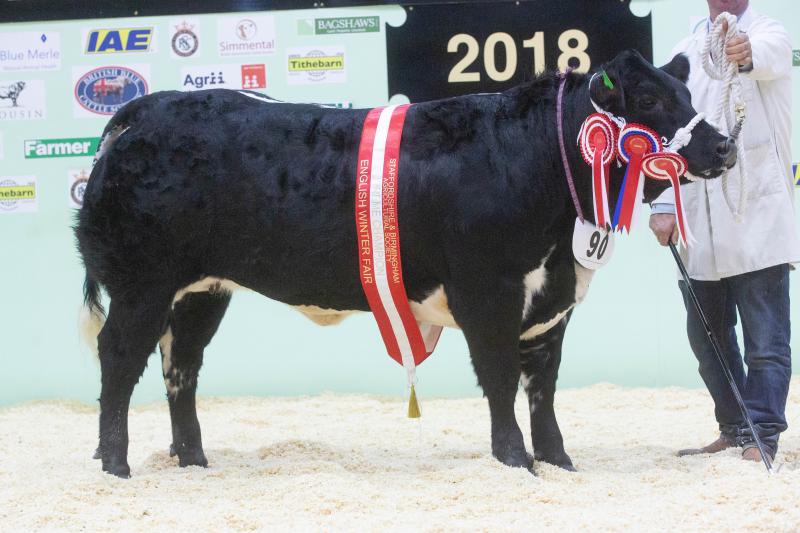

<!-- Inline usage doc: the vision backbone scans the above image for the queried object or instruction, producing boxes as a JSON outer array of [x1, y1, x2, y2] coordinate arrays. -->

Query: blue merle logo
[[74, 66, 148, 115]]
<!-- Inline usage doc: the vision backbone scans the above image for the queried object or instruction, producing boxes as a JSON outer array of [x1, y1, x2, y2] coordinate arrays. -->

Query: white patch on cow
[[239, 91, 282, 103], [79, 304, 105, 359], [530, 391, 543, 414], [520, 372, 532, 391], [520, 261, 595, 340], [523, 246, 555, 314], [173, 277, 243, 306], [159, 327, 180, 396], [293, 305, 359, 326], [93, 125, 129, 165], [409, 286, 458, 328]]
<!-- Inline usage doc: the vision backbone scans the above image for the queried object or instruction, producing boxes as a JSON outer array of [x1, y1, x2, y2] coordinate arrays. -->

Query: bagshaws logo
[[218, 16, 276, 57], [0, 176, 37, 213], [69, 169, 90, 208], [0, 79, 45, 120], [24, 137, 100, 159], [0, 31, 60, 72], [171, 21, 199, 58], [181, 64, 266, 91], [74, 66, 148, 115], [297, 16, 380, 35], [287, 47, 345, 85], [85, 28, 153, 54]]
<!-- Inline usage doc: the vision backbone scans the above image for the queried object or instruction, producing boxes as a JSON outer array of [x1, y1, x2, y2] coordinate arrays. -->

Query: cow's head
[[589, 50, 735, 201]]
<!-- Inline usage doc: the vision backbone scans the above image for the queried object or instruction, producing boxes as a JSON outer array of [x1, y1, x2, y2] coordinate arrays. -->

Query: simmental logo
[[85, 28, 153, 54], [297, 16, 380, 35], [218, 16, 276, 57], [287, 47, 346, 85], [24, 137, 100, 159], [74, 66, 148, 115], [0, 31, 61, 72]]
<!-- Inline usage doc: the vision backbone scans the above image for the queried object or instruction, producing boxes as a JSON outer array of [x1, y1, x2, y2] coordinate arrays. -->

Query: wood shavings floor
[[1, 379, 799, 532]]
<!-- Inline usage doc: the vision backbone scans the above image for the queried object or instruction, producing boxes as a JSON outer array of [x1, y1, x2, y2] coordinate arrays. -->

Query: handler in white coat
[[650, 0, 800, 462]]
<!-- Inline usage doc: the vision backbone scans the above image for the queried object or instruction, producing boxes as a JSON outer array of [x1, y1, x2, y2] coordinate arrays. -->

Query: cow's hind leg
[[161, 291, 231, 467], [519, 314, 575, 471], [447, 280, 531, 471], [98, 293, 172, 478]]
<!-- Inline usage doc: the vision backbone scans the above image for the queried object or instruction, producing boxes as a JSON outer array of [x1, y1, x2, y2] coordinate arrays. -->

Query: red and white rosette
[[579, 113, 618, 229], [642, 151, 695, 246], [613, 124, 662, 233]]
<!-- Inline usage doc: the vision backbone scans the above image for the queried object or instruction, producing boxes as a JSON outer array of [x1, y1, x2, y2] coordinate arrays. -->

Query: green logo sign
[[297, 16, 380, 35], [24, 137, 100, 159], [793, 50, 800, 67]]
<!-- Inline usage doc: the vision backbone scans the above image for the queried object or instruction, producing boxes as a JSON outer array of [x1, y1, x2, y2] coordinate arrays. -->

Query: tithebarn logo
[[0, 79, 45, 120], [0, 31, 61, 72], [74, 66, 149, 116], [85, 28, 154, 54], [297, 16, 380, 35], [287, 47, 345, 85], [218, 16, 276, 57], [24, 137, 100, 159], [0, 176, 37, 213], [171, 21, 199, 58]]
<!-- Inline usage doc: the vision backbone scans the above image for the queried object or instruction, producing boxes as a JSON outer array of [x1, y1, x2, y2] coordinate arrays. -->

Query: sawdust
[[1, 380, 799, 532]]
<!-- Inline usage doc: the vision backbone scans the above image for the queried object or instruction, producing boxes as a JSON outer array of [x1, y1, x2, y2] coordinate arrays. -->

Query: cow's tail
[[79, 274, 106, 358]]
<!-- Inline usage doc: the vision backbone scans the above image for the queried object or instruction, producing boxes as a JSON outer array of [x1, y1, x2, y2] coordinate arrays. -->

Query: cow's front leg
[[447, 280, 530, 471], [519, 314, 575, 471]]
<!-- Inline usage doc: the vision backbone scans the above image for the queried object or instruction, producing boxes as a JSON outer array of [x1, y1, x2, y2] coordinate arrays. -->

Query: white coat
[[653, 8, 800, 281]]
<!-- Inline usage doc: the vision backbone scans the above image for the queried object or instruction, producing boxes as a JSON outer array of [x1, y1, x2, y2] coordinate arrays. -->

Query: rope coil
[[701, 12, 748, 220]]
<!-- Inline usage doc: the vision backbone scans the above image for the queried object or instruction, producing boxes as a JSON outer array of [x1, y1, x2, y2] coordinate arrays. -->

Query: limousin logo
[[73, 65, 149, 116], [0, 79, 45, 120], [218, 16, 276, 57], [0, 31, 61, 72]]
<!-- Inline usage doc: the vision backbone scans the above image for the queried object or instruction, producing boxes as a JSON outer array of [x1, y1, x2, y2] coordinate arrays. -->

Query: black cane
[[668, 242, 773, 473]]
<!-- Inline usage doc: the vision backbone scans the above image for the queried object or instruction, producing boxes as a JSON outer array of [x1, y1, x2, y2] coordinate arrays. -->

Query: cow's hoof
[[92, 447, 101, 460], [102, 459, 131, 478], [494, 447, 534, 471], [174, 444, 208, 468], [535, 451, 576, 471]]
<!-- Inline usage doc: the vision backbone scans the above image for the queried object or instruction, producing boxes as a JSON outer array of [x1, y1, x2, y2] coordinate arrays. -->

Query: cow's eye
[[639, 96, 657, 109]]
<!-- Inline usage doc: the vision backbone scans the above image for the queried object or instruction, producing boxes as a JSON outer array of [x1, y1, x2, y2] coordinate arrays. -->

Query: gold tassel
[[407, 384, 421, 418]]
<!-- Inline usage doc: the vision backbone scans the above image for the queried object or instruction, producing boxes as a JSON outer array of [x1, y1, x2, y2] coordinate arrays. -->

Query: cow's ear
[[660, 53, 690, 84], [589, 64, 625, 115]]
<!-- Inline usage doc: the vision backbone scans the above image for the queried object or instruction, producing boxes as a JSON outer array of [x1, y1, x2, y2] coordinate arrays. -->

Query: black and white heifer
[[76, 50, 733, 478]]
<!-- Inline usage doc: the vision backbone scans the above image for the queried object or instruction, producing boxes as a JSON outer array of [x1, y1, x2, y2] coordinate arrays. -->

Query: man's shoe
[[677, 435, 735, 457], [742, 446, 774, 463]]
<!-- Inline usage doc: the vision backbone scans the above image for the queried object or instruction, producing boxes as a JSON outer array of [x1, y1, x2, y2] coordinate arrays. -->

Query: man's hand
[[649, 214, 679, 246], [721, 19, 753, 67]]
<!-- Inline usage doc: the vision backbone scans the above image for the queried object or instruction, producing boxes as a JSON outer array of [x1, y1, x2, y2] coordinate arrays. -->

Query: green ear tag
[[602, 71, 615, 90]]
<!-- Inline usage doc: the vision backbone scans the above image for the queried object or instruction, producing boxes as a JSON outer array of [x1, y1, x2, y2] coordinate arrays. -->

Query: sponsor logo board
[[0, 79, 45, 120], [84, 28, 154, 54], [68, 169, 90, 208], [297, 16, 380, 35], [218, 16, 276, 56], [73, 65, 149, 117], [181, 64, 266, 91], [794, 163, 799, 186], [0, 31, 60, 72], [24, 137, 100, 159], [171, 20, 199, 58], [287, 46, 345, 85], [0, 176, 37, 213], [794, 50, 800, 67], [0, 131, 4, 159]]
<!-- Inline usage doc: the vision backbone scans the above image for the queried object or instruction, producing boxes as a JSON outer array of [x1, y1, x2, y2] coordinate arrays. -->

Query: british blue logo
[[74, 66, 148, 115]]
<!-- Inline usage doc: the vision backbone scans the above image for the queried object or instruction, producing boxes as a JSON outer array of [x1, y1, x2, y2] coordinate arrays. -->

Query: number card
[[572, 217, 614, 270]]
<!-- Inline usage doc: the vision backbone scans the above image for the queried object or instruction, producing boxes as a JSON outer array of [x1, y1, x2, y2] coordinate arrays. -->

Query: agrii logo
[[181, 64, 266, 91], [287, 46, 345, 85], [0, 31, 60, 72], [218, 16, 276, 57], [85, 28, 154, 54], [24, 137, 100, 159], [297, 16, 380, 35]]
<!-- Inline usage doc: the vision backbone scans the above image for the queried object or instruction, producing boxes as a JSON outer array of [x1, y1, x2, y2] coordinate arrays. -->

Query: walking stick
[[668, 242, 773, 474]]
